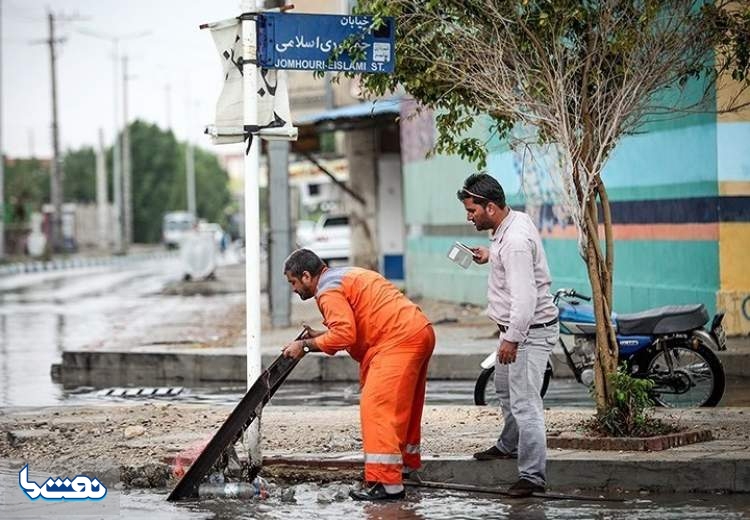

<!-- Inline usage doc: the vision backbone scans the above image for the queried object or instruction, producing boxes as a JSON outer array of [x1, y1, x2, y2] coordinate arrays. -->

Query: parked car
[[306, 214, 351, 263]]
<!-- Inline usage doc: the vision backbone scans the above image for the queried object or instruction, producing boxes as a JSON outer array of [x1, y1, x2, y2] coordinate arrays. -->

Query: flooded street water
[[0, 259, 183, 407], [117, 485, 750, 519], [1, 463, 748, 520]]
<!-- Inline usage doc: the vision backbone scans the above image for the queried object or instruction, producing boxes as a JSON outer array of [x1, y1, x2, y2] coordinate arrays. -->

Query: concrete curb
[[57, 349, 749, 387], [57, 351, 489, 387], [263, 446, 750, 493]]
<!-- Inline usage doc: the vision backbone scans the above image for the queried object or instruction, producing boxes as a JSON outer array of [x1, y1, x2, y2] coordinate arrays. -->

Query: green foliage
[[3, 158, 49, 223], [128, 121, 231, 243], [3, 123, 232, 244], [62, 147, 96, 203], [192, 147, 232, 228], [128, 121, 182, 243], [586, 365, 676, 437]]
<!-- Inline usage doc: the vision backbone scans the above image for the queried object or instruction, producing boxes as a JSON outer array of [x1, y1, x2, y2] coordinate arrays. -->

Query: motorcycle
[[474, 288, 727, 408]]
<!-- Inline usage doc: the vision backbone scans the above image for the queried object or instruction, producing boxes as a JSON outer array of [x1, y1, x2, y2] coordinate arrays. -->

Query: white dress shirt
[[487, 209, 558, 344]]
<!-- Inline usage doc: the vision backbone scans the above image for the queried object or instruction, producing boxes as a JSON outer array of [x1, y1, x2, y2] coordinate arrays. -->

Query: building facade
[[401, 94, 750, 335]]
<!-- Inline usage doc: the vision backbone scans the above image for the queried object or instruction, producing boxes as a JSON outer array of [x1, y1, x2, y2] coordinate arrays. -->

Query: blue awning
[[294, 98, 401, 127]]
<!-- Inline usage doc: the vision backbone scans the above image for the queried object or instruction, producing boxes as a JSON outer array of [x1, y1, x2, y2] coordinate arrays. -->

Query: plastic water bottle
[[198, 476, 269, 499]]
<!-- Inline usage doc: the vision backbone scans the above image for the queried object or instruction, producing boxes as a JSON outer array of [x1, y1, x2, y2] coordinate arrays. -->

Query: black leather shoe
[[349, 483, 405, 501], [472, 446, 516, 460], [506, 478, 545, 497]]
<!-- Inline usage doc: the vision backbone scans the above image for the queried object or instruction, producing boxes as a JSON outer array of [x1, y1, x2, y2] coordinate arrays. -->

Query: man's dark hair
[[456, 172, 506, 209], [283, 248, 326, 278]]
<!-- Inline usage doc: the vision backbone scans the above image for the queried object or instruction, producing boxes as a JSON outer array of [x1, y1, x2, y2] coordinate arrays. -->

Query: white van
[[162, 211, 196, 249]]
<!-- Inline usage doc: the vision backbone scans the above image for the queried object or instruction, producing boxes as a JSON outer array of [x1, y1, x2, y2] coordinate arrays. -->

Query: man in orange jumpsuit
[[281, 248, 435, 501]]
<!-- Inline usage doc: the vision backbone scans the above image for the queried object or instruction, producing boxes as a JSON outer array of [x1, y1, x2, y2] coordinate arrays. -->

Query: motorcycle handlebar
[[554, 288, 591, 301]]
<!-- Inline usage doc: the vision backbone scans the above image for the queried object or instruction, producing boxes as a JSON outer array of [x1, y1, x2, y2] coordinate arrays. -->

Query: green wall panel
[[404, 155, 476, 226], [406, 237, 719, 315]]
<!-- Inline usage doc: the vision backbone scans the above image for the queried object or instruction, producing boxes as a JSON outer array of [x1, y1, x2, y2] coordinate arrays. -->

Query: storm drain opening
[[96, 387, 185, 398]]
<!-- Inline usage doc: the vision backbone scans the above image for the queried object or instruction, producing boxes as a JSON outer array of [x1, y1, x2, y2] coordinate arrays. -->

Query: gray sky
[[3, 0, 247, 158]]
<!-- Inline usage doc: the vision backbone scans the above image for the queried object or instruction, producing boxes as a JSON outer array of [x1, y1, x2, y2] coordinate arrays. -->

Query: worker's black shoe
[[506, 478, 545, 498], [472, 446, 516, 460], [349, 483, 405, 501]]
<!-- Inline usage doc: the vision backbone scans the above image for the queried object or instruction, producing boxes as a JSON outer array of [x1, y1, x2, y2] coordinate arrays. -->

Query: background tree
[[3, 123, 232, 247], [3, 158, 49, 223], [128, 121, 232, 243], [62, 147, 96, 203], [354, 0, 750, 412], [128, 121, 182, 243]]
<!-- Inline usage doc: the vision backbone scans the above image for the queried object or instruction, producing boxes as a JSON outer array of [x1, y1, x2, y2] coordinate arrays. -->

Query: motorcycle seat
[[616, 304, 708, 335]]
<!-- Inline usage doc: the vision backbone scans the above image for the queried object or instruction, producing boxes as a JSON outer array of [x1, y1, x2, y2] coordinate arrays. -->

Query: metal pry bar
[[167, 331, 305, 501]]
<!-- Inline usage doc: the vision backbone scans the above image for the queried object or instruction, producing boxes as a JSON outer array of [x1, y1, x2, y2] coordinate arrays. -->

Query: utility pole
[[77, 29, 149, 254], [164, 83, 172, 131], [0, 0, 4, 261], [122, 55, 132, 249], [27, 129, 35, 158], [185, 140, 196, 217], [96, 129, 108, 251], [112, 40, 123, 254], [47, 12, 64, 252], [185, 93, 196, 217]]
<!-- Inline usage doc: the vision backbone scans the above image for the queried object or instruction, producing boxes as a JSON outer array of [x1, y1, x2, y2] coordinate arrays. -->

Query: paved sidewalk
[[1, 404, 748, 493]]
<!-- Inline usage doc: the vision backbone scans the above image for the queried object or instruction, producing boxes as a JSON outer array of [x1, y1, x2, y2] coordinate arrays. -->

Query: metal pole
[[112, 41, 123, 254], [0, 0, 4, 260], [77, 29, 149, 252], [268, 140, 291, 327], [165, 83, 172, 130], [122, 55, 132, 250], [186, 142, 196, 217], [48, 12, 63, 253], [242, 0, 263, 475], [185, 94, 196, 217], [96, 128, 108, 251]]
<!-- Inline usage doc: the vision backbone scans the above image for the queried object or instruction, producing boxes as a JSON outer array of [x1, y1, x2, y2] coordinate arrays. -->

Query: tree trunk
[[582, 180, 619, 413]]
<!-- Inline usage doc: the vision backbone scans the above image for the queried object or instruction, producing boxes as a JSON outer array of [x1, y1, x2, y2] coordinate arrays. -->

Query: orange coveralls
[[314, 267, 435, 485]]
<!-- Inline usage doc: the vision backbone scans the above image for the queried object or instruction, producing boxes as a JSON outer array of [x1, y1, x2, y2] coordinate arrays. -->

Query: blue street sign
[[257, 13, 395, 73]]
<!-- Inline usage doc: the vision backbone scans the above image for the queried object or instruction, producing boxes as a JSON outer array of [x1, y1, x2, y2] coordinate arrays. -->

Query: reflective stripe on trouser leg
[[360, 326, 435, 484], [364, 453, 403, 464]]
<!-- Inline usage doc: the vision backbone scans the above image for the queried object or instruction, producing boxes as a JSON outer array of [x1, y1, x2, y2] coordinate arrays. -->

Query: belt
[[497, 318, 558, 333]]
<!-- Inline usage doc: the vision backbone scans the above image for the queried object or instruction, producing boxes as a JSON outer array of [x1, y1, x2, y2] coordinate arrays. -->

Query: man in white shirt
[[457, 172, 559, 497]]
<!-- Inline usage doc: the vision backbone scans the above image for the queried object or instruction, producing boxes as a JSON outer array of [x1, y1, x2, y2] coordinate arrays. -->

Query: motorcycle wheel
[[645, 342, 725, 407], [473, 361, 553, 406]]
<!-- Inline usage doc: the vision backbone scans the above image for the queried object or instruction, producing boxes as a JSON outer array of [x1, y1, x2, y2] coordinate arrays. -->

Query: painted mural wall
[[400, 94, 750, 335]]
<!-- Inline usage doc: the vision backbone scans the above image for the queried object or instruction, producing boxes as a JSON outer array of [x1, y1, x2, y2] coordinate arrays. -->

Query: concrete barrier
[[57, 347, 749, 387]]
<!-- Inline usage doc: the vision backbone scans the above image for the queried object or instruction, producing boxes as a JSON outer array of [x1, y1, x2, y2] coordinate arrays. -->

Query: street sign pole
[[242, 0, 263, 474]]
